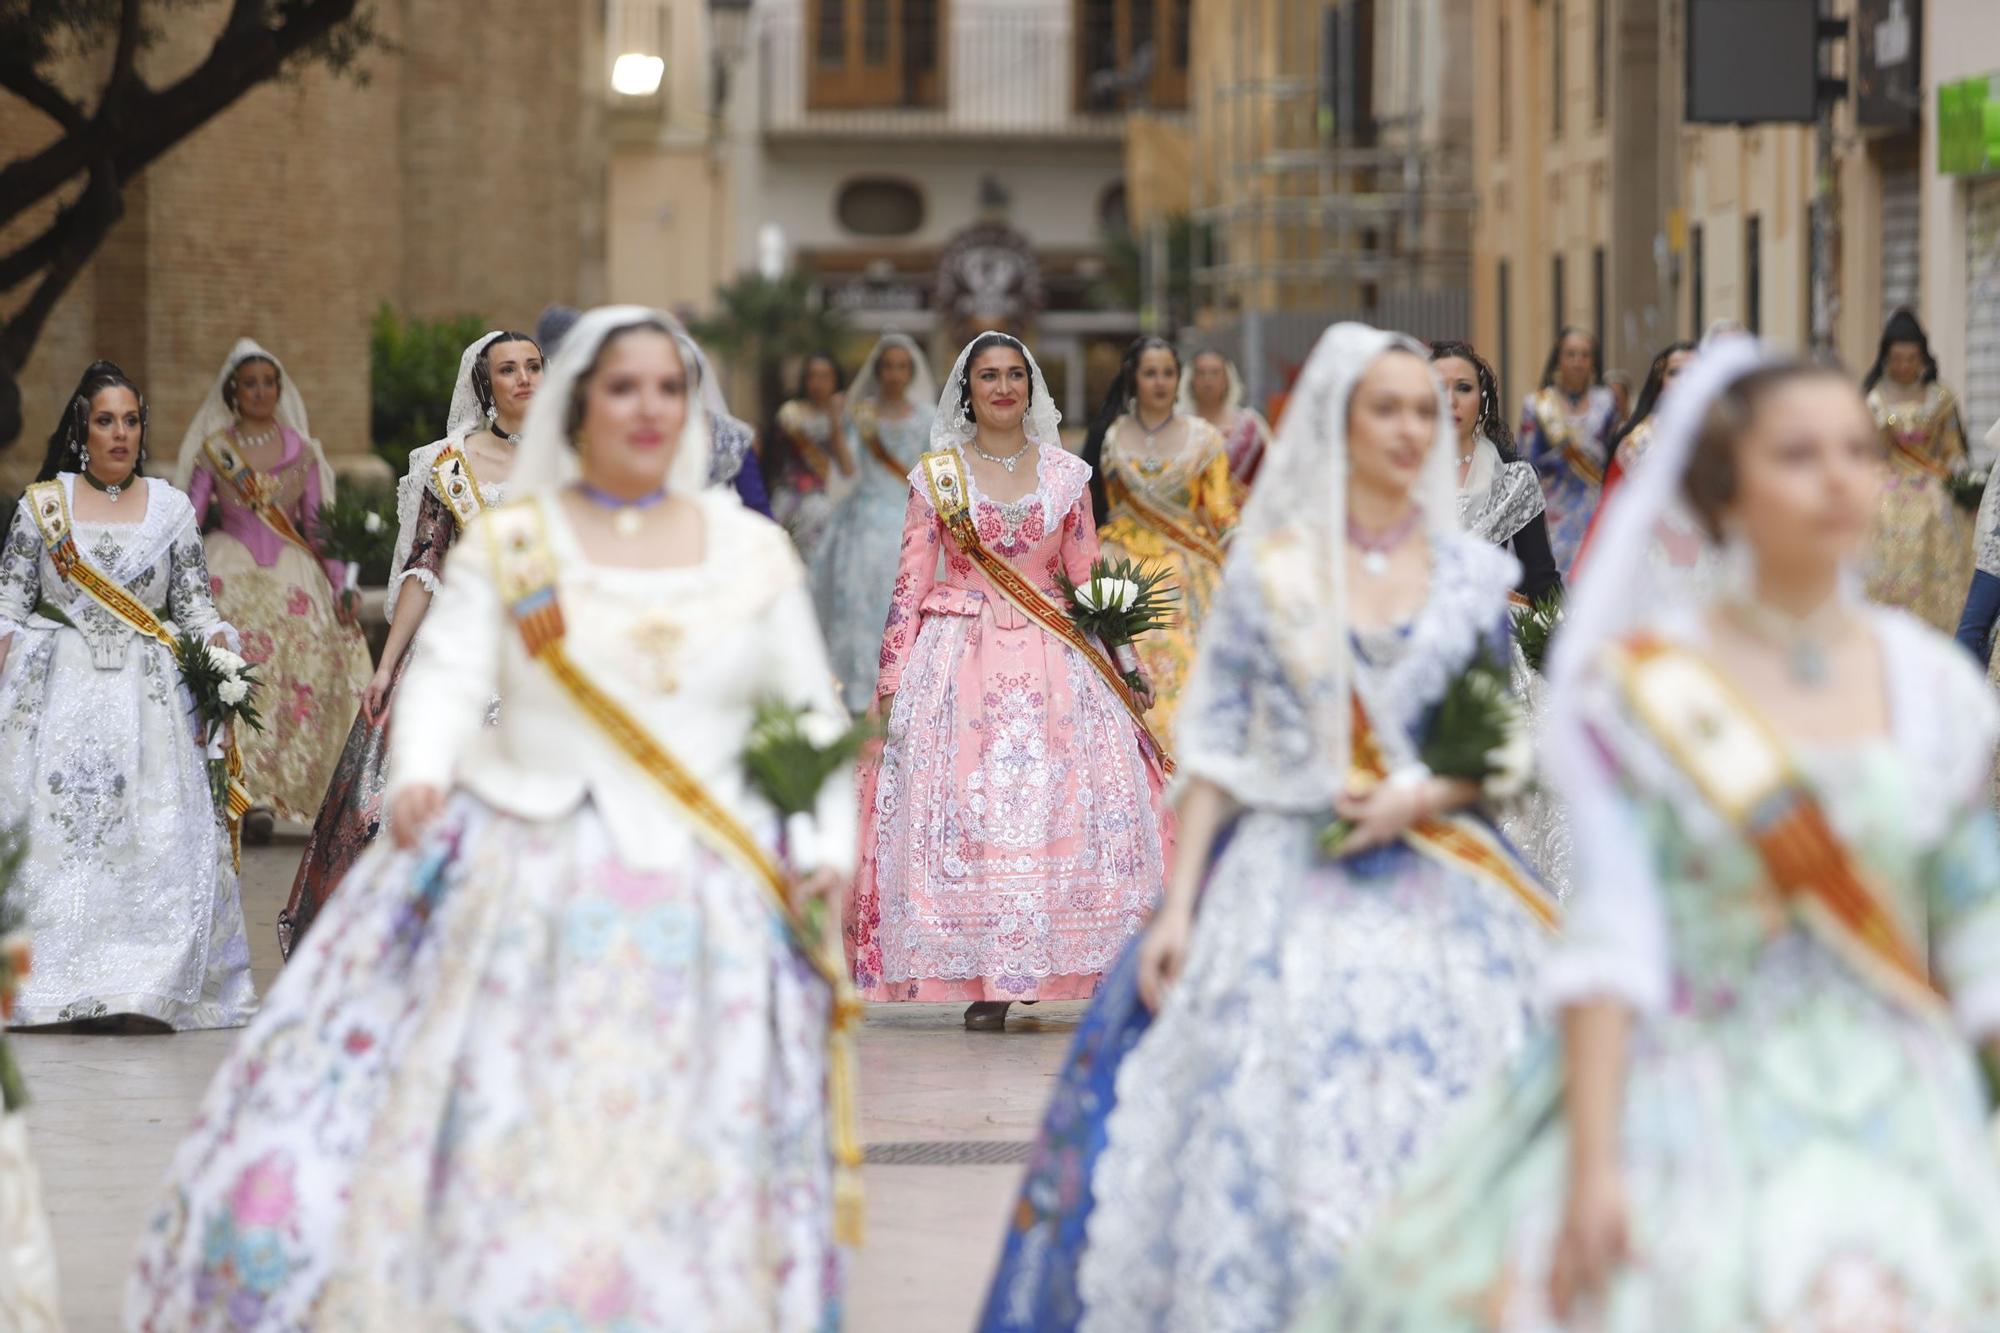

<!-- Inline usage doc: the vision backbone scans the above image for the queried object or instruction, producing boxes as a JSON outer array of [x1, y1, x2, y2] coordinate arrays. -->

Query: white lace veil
[[173, 338, 334, 496], [931, 332, 1063, 452], [850, 333, 939, 413], [511, 305, 712, 501], [1204, 323, 1459, 805], [445, 330, 514, 441]]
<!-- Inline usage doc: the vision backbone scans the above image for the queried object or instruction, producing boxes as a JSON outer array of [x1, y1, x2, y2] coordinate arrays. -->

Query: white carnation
[[799, 711, 847, 749], [1483, 724, 1535, 802], [363, 510, 385, 534], [1107, 578, 1141, 611], [216, 677, 250, 707], [205, 645, 247, 676]]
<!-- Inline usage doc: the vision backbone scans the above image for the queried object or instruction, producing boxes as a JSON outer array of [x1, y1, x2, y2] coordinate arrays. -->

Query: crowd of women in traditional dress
[[0, 295, 1997, 1330]]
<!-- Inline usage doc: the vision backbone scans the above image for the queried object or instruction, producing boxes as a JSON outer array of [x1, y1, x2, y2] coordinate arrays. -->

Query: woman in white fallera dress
[[809, 333, 938, 713], [0, 361, 254, 1033], [128, 308, 857, 1331], [1033, 325, 1556, 1332]]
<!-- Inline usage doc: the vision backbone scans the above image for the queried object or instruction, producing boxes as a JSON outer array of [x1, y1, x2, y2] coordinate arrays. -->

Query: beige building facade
[[2, 0, 607, 491], [1470, 0, 1945, 412]]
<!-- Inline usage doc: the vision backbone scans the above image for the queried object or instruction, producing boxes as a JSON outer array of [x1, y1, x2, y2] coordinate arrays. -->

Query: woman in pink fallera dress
[[850, 332, 1174, 1030]]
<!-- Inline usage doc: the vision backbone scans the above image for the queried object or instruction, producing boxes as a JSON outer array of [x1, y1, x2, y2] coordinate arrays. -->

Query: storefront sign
[[1855, 0, 1921, 130]]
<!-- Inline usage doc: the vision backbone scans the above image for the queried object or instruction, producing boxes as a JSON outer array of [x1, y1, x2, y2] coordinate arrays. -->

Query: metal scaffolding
[[1189, 0, 1474, 395]]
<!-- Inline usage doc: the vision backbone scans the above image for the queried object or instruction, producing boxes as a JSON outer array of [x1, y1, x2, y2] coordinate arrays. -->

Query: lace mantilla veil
[[384, 330, 509, 619], [511, 305, 713, 502], [849, 333, 939, 416], [1180, 322, 1460, 811], [930, 332, 1063, 454], [172, 338, 335, 498]]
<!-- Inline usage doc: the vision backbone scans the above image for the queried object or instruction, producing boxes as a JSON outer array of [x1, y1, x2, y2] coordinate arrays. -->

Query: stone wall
[[1, 0, 604, 494]]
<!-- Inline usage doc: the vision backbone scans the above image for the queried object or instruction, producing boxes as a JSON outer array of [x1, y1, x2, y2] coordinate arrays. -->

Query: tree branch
[[0, 164, 123, 368], [0, 0, 361, 234], [0, 61, 87, 134]]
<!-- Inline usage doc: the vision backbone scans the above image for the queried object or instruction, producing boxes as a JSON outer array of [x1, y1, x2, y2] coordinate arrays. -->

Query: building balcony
[[757, 7, 1183, 144]]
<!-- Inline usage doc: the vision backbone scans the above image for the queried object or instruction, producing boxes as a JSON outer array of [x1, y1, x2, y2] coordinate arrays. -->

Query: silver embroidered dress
[[0, 477, 255, 1029]]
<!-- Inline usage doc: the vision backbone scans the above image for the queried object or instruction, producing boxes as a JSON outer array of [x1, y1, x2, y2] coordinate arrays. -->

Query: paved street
[[16, 836, 1075, 1331]]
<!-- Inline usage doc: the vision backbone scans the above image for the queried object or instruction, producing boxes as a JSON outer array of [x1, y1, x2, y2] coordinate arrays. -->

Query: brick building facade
[[1, 0, 606, 492]]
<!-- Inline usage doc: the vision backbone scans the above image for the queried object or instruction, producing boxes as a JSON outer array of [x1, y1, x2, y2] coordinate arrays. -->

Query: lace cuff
[[390, 566, 441, 599]]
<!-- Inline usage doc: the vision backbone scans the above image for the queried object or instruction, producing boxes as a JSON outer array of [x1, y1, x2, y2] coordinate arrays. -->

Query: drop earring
[[78, 442, 90, 471]]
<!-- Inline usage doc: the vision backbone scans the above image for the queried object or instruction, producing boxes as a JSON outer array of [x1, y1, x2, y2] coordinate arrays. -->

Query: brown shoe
[[963, 1001, 1011, 1031]]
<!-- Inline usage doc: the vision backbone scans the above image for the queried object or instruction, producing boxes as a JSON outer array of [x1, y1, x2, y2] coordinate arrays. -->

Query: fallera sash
[[1106, 467, 1226, 567], [1608, 632, 1946, 1018], [24, 480, 254, 867], [777, 402, 836, 482], [852, 403, 908, 483], [430, 443, 489, 530], [917, 448, 1174, 775], [1346, 693, 1560, 932], [1531, 387, 1606, 487], [200, 432, 319, 559], [483, 499, 866, 1243]]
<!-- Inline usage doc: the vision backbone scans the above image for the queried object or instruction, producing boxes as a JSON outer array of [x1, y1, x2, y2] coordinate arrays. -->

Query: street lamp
[[708, 0, 753, 121], [612, 53, 666, 97]]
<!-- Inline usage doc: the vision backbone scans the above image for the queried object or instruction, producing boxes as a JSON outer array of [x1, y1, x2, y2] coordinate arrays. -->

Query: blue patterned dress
[[807, 401, 934, 713], [1517, 386, 1618, 574], [979, 532, 1557, 1333]]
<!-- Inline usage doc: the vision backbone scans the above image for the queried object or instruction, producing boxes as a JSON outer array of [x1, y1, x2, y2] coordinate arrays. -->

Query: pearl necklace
[[234, 424, 278, 451]]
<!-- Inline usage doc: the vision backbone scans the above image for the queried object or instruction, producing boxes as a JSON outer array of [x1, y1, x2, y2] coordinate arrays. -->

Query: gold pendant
[[614, 508, 643, 539]]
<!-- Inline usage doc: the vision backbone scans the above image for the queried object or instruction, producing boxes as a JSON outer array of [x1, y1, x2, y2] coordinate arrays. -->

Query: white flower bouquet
[[742, 698, 879, 945], [1949, 467, 1989, 514], [170, 630, 265, 812], [316, 486, 398, 590], [1319, 649, 1531, 856], [1054, 556, 1179, 691]]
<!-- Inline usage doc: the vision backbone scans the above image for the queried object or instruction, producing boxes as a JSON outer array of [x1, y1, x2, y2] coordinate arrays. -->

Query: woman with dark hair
[[1572, 340, 1699, 568], [765, 350, 855, 560], [132, 308, 858, 1327], [1081, 335, 1238, 730], [1518, 327, 1619, 573], [173, 341, 372, 839], [0, 362, 254, 1031], [279, 331, 542, 954], [1861, 308, 1972, 631], [852, 331, 1172, 1030], [1432, 339, 1561, 605], [1317, 340, 2000, 1333]]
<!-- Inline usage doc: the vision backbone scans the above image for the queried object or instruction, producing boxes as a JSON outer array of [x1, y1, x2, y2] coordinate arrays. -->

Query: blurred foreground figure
[[1314, 340, 2000, 1331], [130, 308, 860, 1331]]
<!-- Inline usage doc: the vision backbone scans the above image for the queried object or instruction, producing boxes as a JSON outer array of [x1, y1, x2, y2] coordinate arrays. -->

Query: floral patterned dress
[[0, 478, 255, 1030], [1518, 386, 1618, 574], [278, 446, 505, 956], [186, 428, 372, 821], [1315, 609, 2000, 1332], [849, 445, 1172, 1003], [1095, 416, 1239, 735], [769, 401, 845, 563], [1038, 534, 1554, 1333], [809, 401, 936, 713], [128, 492, 850, 1331], [1864, 382, 1973, 632]]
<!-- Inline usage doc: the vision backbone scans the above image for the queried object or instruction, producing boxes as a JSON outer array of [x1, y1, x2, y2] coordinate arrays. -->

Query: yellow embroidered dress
[[1863, 382, 1973, 632], [1095, 415, 1238, 731]]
